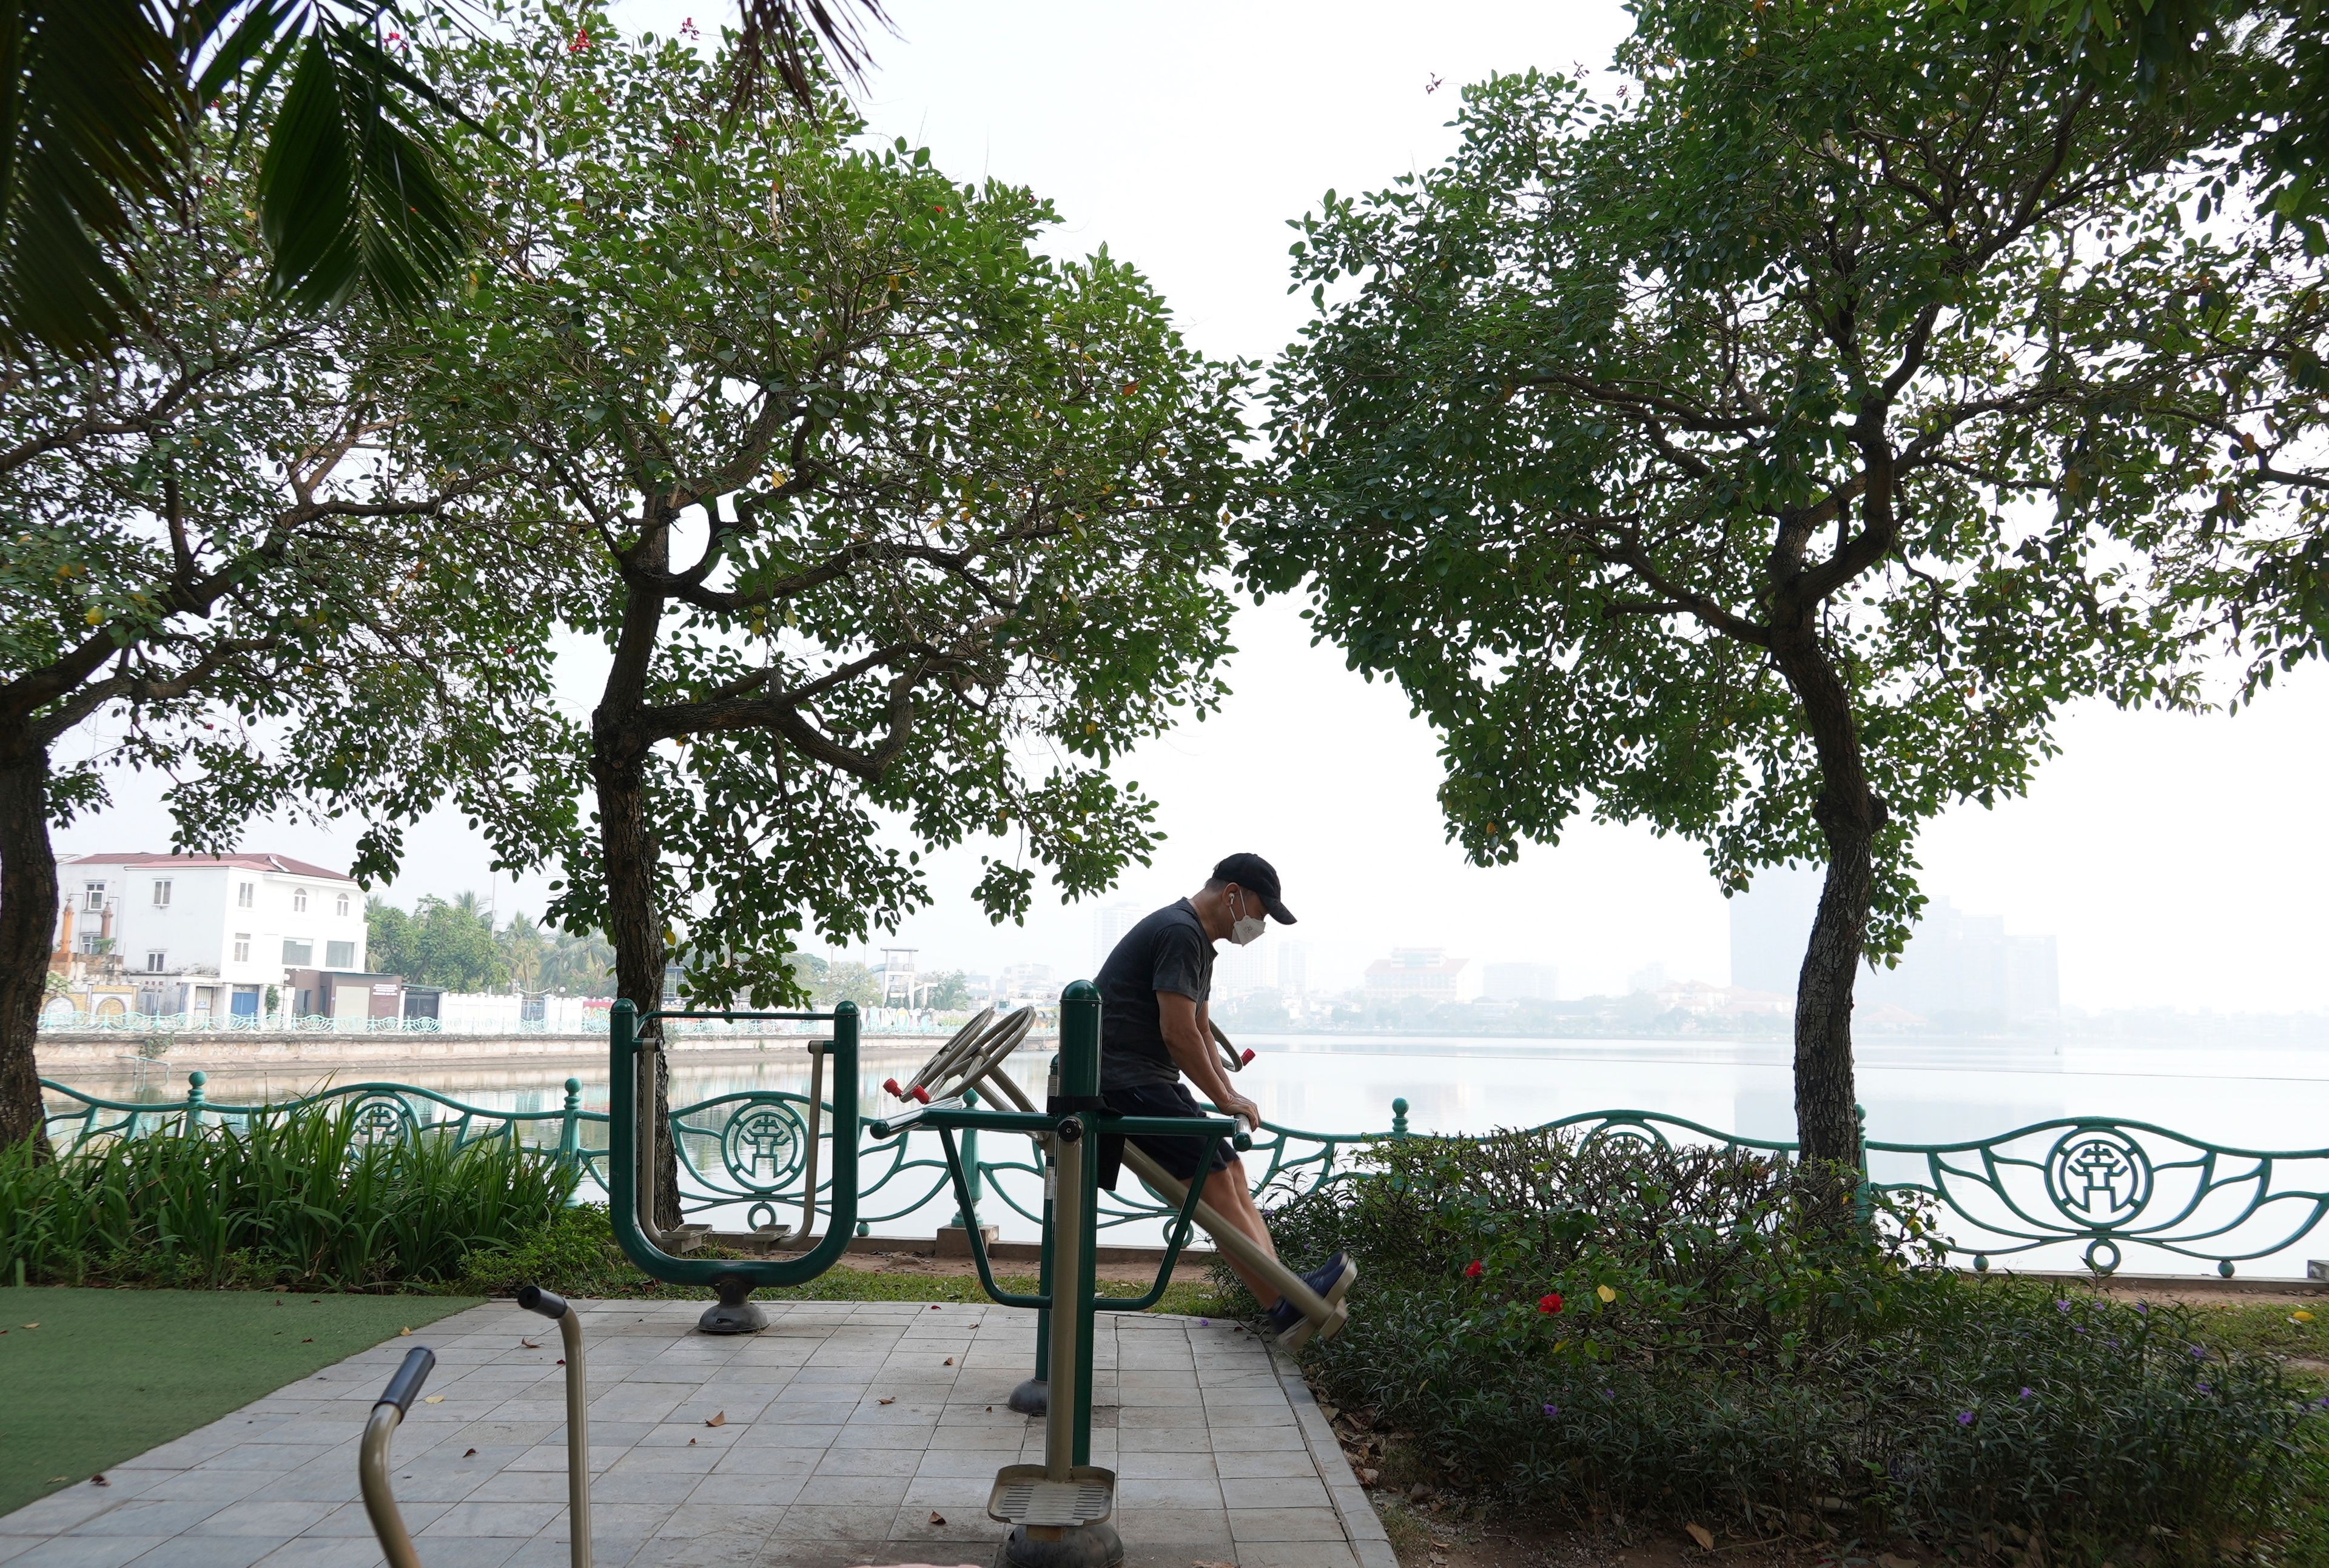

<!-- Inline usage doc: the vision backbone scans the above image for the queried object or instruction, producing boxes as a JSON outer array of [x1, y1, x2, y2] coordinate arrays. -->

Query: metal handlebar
[[519, 1287, 591, 1568], [360, 1349, 436, 1568]]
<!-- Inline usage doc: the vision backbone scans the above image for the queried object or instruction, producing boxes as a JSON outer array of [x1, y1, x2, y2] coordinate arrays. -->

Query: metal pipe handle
[[360, 1349, 436, 1568]]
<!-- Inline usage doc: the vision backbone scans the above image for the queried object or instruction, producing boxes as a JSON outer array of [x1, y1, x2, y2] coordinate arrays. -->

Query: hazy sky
[[53, 0, 2329, 1011]]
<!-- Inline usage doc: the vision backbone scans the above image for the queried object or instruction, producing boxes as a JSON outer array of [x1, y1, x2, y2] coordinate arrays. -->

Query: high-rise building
[[1000, 962, 1053, 1001], [1276, 941, 1308, 997], [1481, 962, 1558, 1001], [1727, 866, 2060, 1025], [1215, 938, 1271, 1000], [1362, 948, 1466, 1004]]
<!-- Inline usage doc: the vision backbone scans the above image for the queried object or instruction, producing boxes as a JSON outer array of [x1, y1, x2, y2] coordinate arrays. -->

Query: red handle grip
[[882, 1077, 903, 1100], [1240, 1048, 1255, 1065], [912, 1085, 931, 1104]]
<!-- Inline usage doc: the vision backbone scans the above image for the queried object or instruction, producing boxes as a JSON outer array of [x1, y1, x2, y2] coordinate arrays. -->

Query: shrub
[[0, 1104, 580, 1290], [1253, 1128, 2327, 1560]]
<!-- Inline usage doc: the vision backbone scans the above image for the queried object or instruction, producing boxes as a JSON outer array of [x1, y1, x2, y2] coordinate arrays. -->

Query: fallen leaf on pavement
[[705, 1412, 727, 1427], [399, 1327, 412, 1336], [1686, 1523, 1715, 1550], [688, 1438, 697, 1446], [464, 1449, 478, 1458], [944, 1358, 954, 1365], [929, 1512, 947, 1526], [90, 1475, 109, 1487], [522, 1339, 540, 1349], [422, 1396, 443, 1404], [878, 1396, 896, 1405]]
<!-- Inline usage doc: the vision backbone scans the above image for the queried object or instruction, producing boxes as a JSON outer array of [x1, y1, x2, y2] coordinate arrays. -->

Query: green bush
[[1255, 1128, 2328, 1560], [1, 1104, 580, 1290]]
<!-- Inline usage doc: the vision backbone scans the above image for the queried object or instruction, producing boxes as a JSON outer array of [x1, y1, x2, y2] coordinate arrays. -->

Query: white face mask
[[1228, 890, 1266, 946]]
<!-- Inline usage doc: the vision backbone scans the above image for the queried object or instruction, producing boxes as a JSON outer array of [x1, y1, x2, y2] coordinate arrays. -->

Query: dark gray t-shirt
[[1096, 899, 1213, 1091]]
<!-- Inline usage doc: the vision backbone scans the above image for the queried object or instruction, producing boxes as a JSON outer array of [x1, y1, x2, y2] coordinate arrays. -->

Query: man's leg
[[1199, 1156, 1284, 1308]]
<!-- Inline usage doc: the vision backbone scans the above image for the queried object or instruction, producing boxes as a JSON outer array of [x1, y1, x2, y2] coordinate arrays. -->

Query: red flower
[[1464, 1260, 1484, 1279], [1538, 1293, 1564, 1314]]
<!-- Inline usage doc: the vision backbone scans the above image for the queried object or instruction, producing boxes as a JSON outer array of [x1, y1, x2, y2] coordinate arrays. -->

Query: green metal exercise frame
[[607, 999, 861, 1322], [865, 980, 1239, 1568]]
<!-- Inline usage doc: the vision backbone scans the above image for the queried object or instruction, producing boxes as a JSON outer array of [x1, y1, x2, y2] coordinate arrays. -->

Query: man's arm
[[1158, 991, 1257, 1128]]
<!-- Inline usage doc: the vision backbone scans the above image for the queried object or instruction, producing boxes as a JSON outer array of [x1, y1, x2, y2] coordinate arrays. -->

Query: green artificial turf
[[0, 1287, 479, 1520]]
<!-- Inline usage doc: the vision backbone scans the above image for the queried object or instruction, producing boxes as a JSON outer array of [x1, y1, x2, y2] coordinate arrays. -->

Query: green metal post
[[952, 1089, 983, 1228], [557, 1077, 582, 1170], [186, 1070, 207, 1133], [1058, 982, 1101, 1467], [1390, 1097, 1409, 1138]]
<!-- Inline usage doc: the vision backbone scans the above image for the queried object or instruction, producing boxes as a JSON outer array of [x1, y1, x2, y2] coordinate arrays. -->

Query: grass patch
[[2190, 1301, 2329, 1369], [0, 1286, 477, 1519]]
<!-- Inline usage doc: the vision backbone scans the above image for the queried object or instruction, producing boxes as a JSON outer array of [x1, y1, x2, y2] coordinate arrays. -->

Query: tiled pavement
[[0, 1301, 1396, 1568]]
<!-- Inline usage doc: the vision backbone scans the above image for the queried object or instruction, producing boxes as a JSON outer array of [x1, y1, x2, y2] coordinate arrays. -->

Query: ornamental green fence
[[35, 1073, 2329, 1280]]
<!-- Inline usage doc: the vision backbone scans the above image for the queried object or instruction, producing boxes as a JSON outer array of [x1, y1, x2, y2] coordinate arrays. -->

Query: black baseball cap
[[1212, 853, 1296, 925]]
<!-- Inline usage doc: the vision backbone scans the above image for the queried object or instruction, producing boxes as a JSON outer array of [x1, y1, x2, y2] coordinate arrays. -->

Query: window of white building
[[145, 950, 166, 973], [233, 934, 250, 962], [83, 882, 105, 912], [293, 887, 309, 913], [283, 938, 313, 965], [335, 891, 350, 917], [151, 880, 172, 907], [326, 940, 355, 968], [237, 882, 254, 908]]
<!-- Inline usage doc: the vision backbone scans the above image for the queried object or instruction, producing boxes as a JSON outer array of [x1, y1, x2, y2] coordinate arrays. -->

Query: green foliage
[[365, 893, 510, 991], [1263, 1130, 2328, 1556], [0, 102, 559, 874], [0, 1104, 579, 1289], [1248, 0, 2257, 955], [396, 4, 1251, 1009]]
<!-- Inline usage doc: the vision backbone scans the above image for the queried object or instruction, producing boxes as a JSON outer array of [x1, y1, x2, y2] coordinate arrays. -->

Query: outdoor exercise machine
[[878, 1003, 1343, 1416], [360, 1285, 594, 1568], [609, 998, 867, 1333]]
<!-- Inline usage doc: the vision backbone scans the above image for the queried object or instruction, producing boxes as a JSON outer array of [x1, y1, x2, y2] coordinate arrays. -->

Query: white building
[[56, 852, 369, 1022]]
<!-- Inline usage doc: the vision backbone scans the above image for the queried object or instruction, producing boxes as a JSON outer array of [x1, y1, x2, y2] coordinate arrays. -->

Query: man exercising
[[1094, 853, 1354, 1336]]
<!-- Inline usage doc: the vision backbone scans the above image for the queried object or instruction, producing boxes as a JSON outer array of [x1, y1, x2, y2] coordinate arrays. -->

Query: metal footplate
[[987, 1465, 1116, 1527]]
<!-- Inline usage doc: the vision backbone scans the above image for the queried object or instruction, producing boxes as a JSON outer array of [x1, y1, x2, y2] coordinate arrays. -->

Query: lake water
[[56, 1033, 2329, 1276]]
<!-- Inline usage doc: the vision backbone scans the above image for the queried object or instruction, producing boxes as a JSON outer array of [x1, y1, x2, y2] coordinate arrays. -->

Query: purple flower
[[1957, 1411, 1975, 1426], [1601, 1388, 1615, 1400], [1198, 1318, 1210, 1327], [1542, 1403, 1561, 1418], [2136, 1301, 2149, 1314], [2018, 1387, 2034, 1400], [2199, 1382, 2213, 1394], [2055, 1299, 2072, 1313], [2315, 1395, 2329, 1409], [2073, 1325, 2088, 1334], [2190, 1344, 2209, 1361]]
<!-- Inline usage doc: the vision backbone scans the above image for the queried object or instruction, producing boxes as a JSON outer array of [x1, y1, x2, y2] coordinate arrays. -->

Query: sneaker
[[1265, 1251, 1356, 1335]]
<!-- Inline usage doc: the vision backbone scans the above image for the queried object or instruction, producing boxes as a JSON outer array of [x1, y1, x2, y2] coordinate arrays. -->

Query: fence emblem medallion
[[721, 1103, 807, 1192], [348, 1094, 417, 1147], [2044, 1127, 2152, 1229]]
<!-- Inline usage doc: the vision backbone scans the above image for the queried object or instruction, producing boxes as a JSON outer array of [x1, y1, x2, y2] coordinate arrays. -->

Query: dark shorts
[[1096, 1080, 1235, 1191]]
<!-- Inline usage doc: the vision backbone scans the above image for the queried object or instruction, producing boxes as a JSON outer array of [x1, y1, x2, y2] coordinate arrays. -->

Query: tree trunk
[[593, 727, 682, 1231], [1767, 628, 1878, 1183], [0, 744, 59, 1154]]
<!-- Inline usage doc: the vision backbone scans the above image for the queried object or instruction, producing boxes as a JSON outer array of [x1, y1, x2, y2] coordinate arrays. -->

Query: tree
[[0, 124, 554, 1148], [2, 0, 886, 356], [401, 7, 1247, 1218], [365, 893, 511, 991], [921, 968, 970, 1009], [1247, 0, 2248, 1174]]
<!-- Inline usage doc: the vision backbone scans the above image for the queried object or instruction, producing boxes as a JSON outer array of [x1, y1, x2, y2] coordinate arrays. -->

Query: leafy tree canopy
[[1246, 0, 2260, 1163], [397, 5, 1251, 1017]]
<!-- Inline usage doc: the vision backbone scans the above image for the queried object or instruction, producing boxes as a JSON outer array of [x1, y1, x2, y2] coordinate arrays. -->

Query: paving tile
[[1120, 1476, 1225, 1509], [1223, 1478, 1333, 1510], [248, 1537, 386, 1568], [183, 1500, 343, 1538], [1237, 1544, 1365, 1568], [1228, 1507, 1348, 1543], [1107, 1507, 1233, 1544], [417, 1501, 563, 1539], [1, 1540, 171, 1568], [120, 1536, 278, 1568]]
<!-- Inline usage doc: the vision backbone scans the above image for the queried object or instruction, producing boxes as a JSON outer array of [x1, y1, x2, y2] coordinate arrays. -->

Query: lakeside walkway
[[0, 1299, 1392, 1568]]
